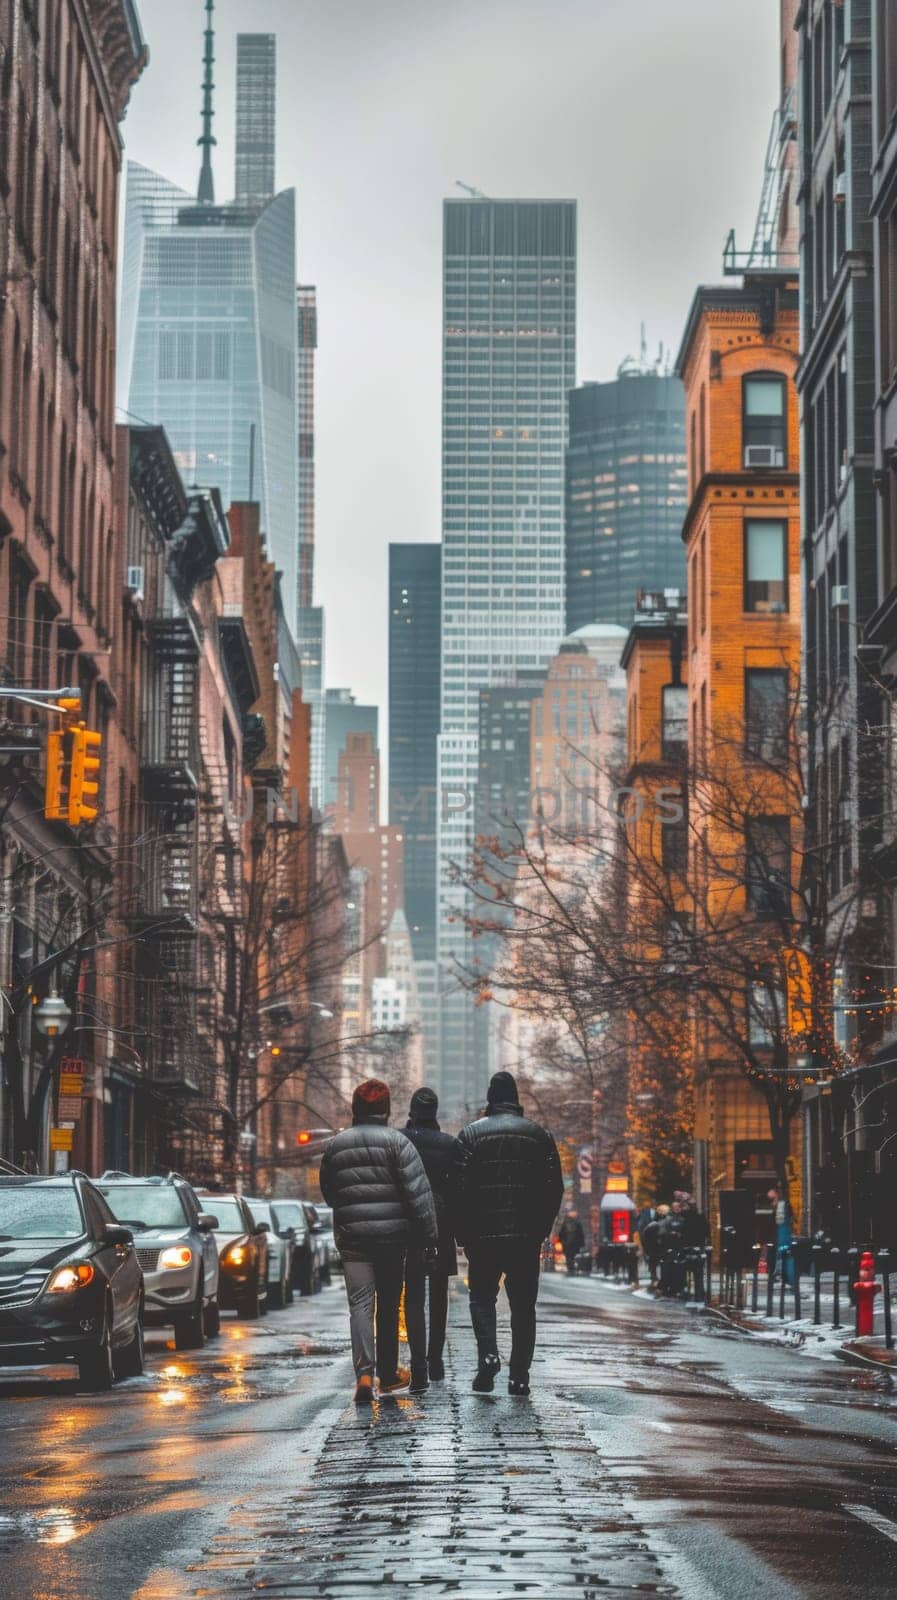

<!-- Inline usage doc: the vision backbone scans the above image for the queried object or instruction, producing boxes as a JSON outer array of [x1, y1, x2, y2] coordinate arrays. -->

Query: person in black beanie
[[402, 1087, 458, 1392], [452, 1071, 563, 1396]]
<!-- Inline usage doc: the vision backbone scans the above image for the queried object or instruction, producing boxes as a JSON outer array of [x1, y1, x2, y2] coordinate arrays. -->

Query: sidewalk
[[577, 1265, 897, 1373]]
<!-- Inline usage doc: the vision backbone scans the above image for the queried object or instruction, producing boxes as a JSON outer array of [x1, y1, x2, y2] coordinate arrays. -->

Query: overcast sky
[[123, 0, 780, 724]]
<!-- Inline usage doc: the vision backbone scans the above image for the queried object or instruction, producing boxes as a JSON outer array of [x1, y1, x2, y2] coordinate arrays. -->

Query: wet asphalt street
[[1, 1274, 896, 1599]]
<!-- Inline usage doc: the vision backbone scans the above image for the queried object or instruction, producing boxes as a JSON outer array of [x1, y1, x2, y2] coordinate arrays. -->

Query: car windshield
[[206, 1199, 245, 1233], [272, 1202, 305, 1231], [0, 1187, 84, 1239], [99, 1186, 188, 1230], [245, 1199, 271, 1226]]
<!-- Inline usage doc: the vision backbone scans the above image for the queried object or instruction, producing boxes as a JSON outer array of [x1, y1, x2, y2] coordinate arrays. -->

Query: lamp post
[[33, 989, 72, 1039]]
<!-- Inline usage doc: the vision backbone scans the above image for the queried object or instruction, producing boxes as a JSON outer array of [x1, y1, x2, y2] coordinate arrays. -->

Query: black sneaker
[[472, 1353, 501, 1393], [410, 1369, 429, 1394], [428, 1356, 446, 1382], [508, 1375, 530, 1396]]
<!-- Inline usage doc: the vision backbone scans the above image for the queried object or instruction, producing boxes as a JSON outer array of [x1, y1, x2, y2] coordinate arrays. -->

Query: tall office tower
[[437, 198, 577, 1117], [118, 17, 300, 628], [389, 544, 442, 960], [235, 34, 276, 207], [323, 689, 378, 815], [565, 370, 687, 633], [296, 286, 325, 807]]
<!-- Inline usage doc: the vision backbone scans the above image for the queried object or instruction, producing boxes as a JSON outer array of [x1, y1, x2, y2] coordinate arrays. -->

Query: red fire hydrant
[[854, 1251, 880, 1337]]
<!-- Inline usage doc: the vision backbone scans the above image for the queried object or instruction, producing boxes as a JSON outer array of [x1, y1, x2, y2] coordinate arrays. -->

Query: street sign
[[577, 1152, 593, 1180], [784, 946, 813, 1039], [59, 1073, 84, 1097], [607, 1159, 627, 1175], [49, 1128, 73, 1152], [57, 1095, 82, 1121], [59, 1057, 84, 1073], [580, 1175, 592, 1195]]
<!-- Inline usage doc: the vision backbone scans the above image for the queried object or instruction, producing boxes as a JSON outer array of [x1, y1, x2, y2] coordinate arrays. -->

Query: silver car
[[98, 1173, 221, 1349], [243, 1197, 294, 1309]]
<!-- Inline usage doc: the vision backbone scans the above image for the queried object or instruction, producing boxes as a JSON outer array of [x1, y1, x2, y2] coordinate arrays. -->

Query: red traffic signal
[[296, 1130, 312, 1146]]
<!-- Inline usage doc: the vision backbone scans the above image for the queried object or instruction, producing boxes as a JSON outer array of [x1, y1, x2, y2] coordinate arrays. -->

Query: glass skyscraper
[[389, 543, 441, 961], [437, 198, 576, 1116], [296, 285, 325, 809], [565, 372, 687, 631], [118, 33, 300, 632]]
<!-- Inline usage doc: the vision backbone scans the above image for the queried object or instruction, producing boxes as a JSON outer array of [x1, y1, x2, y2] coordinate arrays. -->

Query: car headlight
[[159, 1246, 193, 1270], [47, 1262, 95, 1293], [223, 1243, 246, 1266]]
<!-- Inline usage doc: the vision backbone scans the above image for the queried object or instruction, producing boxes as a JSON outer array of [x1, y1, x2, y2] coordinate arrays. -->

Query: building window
[[745, 669, 789, 762], [661, 684, 688, 761], [744, 520, 787, 613], [743, 375, 786, 467], [746, 816, 791, 918]]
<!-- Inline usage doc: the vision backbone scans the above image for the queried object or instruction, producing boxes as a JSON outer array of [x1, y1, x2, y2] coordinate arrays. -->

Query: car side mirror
[[105, 1224, 134, 1248], [198, 1214, 219, 1232], [254, 1221, 270, 1236]]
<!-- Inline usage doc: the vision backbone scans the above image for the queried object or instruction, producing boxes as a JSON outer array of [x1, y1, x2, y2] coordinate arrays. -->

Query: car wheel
[[174, 1275, 206, 1351], [114, 1312, 145, 1380], [78, 1304, 115, 1392], [203, 1297, 221, 1339], [268, 1276, 283, 1310], [322, 1262, 332, 1287], [285, 1276, 295, 1306], [298, 1256, 312, 1296]]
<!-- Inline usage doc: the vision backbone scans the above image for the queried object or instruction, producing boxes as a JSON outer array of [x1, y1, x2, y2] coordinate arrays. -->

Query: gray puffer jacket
[[319, 1116, 438, 1259]]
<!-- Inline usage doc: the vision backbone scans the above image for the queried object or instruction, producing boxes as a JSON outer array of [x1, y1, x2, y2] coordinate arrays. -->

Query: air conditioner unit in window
[[744, 445, 785, 468], [125, 565, 145, 600], [834, 173, 847, 204], [830, 585, 849, 610]]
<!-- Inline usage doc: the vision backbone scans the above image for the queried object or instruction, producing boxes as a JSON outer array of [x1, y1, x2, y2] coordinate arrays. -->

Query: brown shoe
[[354, 1374, 374, 1405], [378, 1366, 410, 1394]]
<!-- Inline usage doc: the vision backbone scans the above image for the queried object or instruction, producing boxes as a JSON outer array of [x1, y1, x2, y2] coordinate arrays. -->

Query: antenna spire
[[197, 0, 216, 204]]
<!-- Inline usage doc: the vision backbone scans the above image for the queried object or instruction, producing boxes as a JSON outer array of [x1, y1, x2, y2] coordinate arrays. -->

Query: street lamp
[[34, 990, 72, 1038]]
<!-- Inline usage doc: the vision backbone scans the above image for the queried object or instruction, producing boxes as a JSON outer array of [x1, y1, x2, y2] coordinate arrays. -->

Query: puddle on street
[[0, 1506, 88, 1549]]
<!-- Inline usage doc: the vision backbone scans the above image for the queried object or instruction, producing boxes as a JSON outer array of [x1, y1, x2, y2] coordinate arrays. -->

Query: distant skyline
[[122, 0, 779, 722]]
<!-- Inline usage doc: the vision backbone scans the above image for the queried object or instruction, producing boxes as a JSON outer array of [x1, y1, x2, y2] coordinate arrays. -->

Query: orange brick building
[[676, 272, 803, 1227], [620, 591, 693, 1207]]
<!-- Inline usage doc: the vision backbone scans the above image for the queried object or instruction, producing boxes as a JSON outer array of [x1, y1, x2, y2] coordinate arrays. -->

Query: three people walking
[[322, 1070, 563, 1403]]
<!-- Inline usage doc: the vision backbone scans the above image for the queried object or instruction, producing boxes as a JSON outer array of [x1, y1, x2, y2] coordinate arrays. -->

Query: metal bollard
[[880, 1248, 893, 1351], [847, 1247, 860, 1307], [779, 1246, 788, 1320], [628, 1244, 639, 1286], [793, 1256, 801, 1322], [812, 1243, 822, 1325], [766, 1244, 776, 1317], [831, 1246, 841, 1329], [693, 1247, 705, 1303], [751, 1243, 761, 1313]]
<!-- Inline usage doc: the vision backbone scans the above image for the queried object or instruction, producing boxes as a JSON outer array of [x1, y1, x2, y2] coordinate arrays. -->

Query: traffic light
[[68, 725, 102, 825], [296, 1130, 312, 1147], [44, 729, 71, 821]]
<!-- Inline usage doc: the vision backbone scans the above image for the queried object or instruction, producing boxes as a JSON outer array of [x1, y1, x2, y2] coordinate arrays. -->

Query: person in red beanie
[[320, 1078, 437, 1403]]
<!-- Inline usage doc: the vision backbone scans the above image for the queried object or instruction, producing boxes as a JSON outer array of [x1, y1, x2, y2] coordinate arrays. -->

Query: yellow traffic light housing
[[44, 729, 70, 821], [68, 725, 102, 825]]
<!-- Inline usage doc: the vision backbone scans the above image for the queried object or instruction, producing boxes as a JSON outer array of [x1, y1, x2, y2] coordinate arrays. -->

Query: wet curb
[[834, 1343, 897, 1376], [704, 1302, 897, 1375]]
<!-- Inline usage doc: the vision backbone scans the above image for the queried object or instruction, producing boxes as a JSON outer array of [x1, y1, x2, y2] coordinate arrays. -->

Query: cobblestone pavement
[[187, 1321, 672, 1599]]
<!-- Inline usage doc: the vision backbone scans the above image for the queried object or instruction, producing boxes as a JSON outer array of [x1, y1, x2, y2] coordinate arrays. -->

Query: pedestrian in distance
[[452, 1070, 564, 1397], [640, 1204, 666, 1287], [401, 1086, 458, 1393], [320, 1078, 437, 1406], [557, 1208, 584, 1274]]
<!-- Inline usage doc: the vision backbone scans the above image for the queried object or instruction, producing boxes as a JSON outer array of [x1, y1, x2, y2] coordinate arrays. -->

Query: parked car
[[303, 1202, 334, 1285], [306, 1203, 335, 1280], [0, 1173, 143, 1391], [244, 1197, 293, 1308], [97, 1172, 220, 1351], [196, 1192, 268, 1319], [270, 1199, 320, 1295]]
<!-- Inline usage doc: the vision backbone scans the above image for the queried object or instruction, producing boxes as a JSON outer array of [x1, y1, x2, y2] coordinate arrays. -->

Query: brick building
[[0, 1, 145, 1166], [676, 271, 803, 1230]]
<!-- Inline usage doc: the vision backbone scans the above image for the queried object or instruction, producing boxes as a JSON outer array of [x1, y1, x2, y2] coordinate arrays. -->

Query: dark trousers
[[466, 1242, 541, 1379], [404, 1252, 449, 1375], [342, 1249, 405, 1379]]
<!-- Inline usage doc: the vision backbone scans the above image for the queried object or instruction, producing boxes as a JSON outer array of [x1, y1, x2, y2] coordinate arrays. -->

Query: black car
[[0, 1173, 143, 1391], [195, 1191, 269, 1318]]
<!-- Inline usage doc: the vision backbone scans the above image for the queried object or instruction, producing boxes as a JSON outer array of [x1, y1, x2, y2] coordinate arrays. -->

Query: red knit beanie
[[352, 1078, 391, 1121]]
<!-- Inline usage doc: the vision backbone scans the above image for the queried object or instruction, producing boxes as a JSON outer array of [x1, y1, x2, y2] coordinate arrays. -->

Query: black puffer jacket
[[404, 1120, 458, 1275], [452, 1100, 564, 1247], [319, 1116, 437, 1260]]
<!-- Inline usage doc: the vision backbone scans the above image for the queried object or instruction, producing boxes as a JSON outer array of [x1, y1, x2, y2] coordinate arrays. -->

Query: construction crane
[[455, 180, 488, 199]]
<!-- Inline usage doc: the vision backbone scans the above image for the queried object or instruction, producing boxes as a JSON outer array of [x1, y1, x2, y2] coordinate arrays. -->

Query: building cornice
[[83, 0, 148, 123], [681, 473, 800, 544]]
